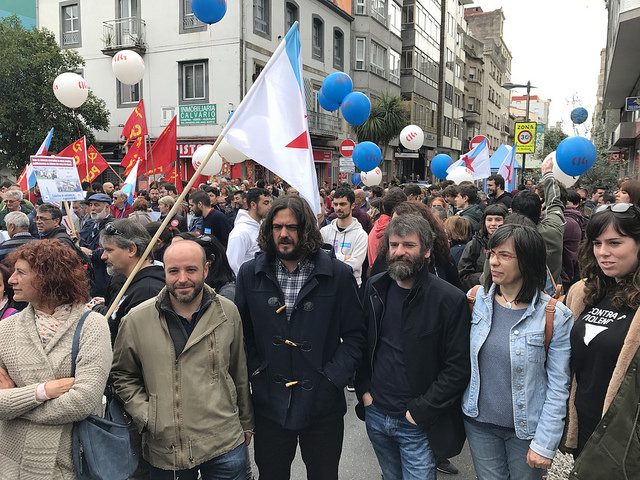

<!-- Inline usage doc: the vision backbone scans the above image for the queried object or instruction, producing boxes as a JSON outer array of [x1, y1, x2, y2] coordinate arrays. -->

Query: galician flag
[[498, 145, 517, 192], [120, 159, 139, 206], [447, 138, 491, 179], [17, 128, 53, 190], [221, 22, 320, 214], [36, 128, 54, 155]]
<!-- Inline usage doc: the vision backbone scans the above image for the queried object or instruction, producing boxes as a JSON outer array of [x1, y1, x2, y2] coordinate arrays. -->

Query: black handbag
[[70, 311, 139, 480]]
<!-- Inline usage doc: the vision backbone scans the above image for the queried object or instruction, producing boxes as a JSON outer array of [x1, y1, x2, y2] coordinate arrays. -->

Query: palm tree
[[356, 93, 409, 179]]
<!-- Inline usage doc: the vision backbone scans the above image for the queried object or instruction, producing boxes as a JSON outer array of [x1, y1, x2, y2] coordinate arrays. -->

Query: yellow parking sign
[[515, 122, 537, 154]]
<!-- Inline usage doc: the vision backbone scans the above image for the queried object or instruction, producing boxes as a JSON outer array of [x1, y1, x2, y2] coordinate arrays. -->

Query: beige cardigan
[[0, 304, 112, 479], [564, 280, 640, 449]]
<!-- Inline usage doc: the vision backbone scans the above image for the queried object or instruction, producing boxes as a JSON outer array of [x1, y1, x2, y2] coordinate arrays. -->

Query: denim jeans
[[148, 443, 248, 480], [464, 419, 544, 480], [365, 403, 436, 480]]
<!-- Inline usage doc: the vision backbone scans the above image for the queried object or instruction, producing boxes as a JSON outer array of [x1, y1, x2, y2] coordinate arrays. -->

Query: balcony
[[102, 17, 147, 56], [308, 111, 340, 137], [612, 121, 639, 147]]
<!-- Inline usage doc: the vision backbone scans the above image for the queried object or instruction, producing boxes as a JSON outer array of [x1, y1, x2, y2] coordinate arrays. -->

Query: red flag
[[121, 100, 148, 148], [58, 137, 87, 170], [145, 116, 177, 176], [120, 136, 146, 176], [161, 164, 183, 193], [85, 146, 110, 183]]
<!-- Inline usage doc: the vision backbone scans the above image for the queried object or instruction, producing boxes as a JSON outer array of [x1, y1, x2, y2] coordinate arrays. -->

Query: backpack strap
[[544, 298, 557, 355], [467, 285, 482, 315], [70, 310, 93, 378]]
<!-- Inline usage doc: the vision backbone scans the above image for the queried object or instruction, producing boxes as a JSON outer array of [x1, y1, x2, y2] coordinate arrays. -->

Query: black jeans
[[253, 415, 344, 480]]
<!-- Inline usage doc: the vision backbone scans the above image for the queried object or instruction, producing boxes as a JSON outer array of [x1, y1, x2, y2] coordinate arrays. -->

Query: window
[[117, 80, 141, 108], [455, 63, 461, 79], [453, 122, 460, 139], [181, 0, 206, 33], [389, 49, 400, 85], [312, 17, 324, 60], [254, 0, 270, 36], [370, 41, 386, 77], [285, 2, 298, 31], [444, 83, 453, 103], [356, 0, 366, 15], [454, 93, 461, 109], [371, 0, 387, 25], [444, 117, 452, 137], [180, 60, 208, 104], [333, 29, 344, 70], [355, 37, 366, 70], [389, 1, 401, 36], [60, 2, 81, 47]]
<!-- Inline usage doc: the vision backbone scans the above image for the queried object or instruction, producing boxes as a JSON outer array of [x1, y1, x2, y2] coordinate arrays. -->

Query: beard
[[387, 252, 425, 282], [167, 278, 205, 303], [275, 238, 303, 261], [106, 264, 117, 276], [90, 209, 107, 221]]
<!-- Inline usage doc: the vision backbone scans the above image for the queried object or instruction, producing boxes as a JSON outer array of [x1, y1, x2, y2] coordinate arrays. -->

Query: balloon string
[[73, 109, 81, 138]]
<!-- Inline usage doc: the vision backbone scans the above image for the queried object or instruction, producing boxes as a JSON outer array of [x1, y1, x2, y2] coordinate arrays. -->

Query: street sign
[[515, 123, 537, 153], [339, 139, 356, 157], [626, 97, 640, 111], [339, 157, 355, 168], [178, 104, 217, 125], [470, 135, 489, 150]]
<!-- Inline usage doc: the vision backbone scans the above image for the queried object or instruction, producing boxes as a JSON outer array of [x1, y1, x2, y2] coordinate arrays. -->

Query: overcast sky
[[469, 0, 608, 135]]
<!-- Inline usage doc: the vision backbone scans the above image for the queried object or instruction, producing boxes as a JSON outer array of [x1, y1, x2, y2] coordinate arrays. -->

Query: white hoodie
[[321, 217, 369, 286], [226, 209, 260, 275]]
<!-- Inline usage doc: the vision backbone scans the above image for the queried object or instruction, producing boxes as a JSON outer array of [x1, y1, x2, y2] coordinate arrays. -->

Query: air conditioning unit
[[161, 107, 176, 126]]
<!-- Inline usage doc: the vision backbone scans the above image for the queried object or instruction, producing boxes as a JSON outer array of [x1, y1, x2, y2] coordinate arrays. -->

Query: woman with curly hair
[[0, 240, 112, 478], [563, 203, 640, 478]]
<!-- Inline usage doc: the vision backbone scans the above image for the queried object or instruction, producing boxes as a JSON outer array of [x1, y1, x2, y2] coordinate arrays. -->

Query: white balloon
[[191, 144, 223, 176], [53, 72, 89, 109], [112, 50, 145, 85], [362, 167, 383, 186], [400, 125, 425, 150], [548, 151, 579, 187], [217, 139, 249, 164], [446, 166, 475, 184]]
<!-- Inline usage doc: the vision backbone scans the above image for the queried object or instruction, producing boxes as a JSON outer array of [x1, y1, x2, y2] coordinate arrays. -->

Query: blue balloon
[[191, 0, 227, 24], [341, 92, 371, 127], [352, 141, 381, 172], [227, 110, 234, 122], [431, 154, 453, 179], [556, 136, 596, 176], [322, 72, 353, 104], [570, 107, 588, 125], [351, 172, 362, 186], [318, 88, 340, 112]]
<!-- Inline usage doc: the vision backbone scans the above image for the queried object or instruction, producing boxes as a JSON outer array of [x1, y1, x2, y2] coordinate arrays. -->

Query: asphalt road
[[248, 389, 478, 480]]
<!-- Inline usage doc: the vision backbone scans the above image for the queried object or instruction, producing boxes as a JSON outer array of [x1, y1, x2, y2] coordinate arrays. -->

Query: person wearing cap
[[79, 192, 115, 297]]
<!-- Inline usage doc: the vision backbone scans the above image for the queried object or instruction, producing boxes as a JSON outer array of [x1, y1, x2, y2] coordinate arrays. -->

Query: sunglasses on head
[[592, 202, 639, 215], [104, 223, 126, 237]]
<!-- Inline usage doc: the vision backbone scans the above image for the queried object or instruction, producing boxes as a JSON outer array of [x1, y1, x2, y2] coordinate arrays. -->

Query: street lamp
[[502, 81, 536, 173]]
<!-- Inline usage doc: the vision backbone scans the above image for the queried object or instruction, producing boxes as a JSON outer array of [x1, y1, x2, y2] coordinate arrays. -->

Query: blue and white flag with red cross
[[447, 138, 491, 180]]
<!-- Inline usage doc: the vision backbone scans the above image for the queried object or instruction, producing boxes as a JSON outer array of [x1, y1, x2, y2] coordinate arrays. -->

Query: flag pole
[[105, 133, 225, 319], [147, 134, 155, 180], [62, 201, 78, 239], [107, 164, 124, 183]]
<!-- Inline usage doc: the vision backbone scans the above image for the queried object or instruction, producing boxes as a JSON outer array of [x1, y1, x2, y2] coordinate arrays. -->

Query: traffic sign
[[339, 139, 356, 157], [470, 135, 489, 151], [515, 122, 537, 153]]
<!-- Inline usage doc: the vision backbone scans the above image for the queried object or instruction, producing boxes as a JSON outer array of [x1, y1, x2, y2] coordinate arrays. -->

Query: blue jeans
[[464, 419, 544, 480], [365, 403, 436, 480], [148, 443, 249, 480]]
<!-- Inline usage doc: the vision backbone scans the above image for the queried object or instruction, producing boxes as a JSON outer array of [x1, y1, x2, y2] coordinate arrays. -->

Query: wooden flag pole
[[107, 164, 124, 184], [105, 134, 224, 319], [147, 135, 155, 180], [62, 201, 78, 239]]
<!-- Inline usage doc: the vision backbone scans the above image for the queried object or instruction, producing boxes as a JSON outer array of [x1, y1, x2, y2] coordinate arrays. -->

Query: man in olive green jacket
[[111, 240, 254, 477]]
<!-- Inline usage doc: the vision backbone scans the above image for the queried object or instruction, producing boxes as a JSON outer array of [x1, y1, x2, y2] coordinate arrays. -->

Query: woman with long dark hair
[[463, 224, 572, 479], [563, 203, 640, 478], [0, 264, 17, 319]]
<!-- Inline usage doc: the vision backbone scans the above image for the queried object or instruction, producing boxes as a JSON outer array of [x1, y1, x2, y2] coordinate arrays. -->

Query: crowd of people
[[0, 166, 638, 480]]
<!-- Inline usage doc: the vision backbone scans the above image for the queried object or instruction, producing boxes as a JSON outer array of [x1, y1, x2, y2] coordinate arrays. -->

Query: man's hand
[[526, 449, 552, 470], [0, 367, 15, 389], [80, 247, 92, 256], [244, 431, 253, 446], [362, 392, 373, 407], [541, 155, 554, 175], [44, 378, 75, 398], [405, 410, 417, 425]]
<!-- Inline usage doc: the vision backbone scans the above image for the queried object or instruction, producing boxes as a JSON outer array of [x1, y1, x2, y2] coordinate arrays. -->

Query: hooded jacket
[[226, 209, 260, 275], [457, 203, 483, 232], [321, 217, 369, 286]]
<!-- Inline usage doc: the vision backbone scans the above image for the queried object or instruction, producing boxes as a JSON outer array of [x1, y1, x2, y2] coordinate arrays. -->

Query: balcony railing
[[62, 30, 80, 46], [183, 13, 205, 30], [308, 111, 340, 137], [102, 17, 147, 55]]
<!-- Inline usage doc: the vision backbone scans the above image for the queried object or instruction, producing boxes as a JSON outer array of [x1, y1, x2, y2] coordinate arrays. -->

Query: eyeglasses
[[484, 249, 517, 261], [104, 223, 126, 237], [272, 224, 299, 232], [592, 202, 639, 215], [35, 216, 54, 222]]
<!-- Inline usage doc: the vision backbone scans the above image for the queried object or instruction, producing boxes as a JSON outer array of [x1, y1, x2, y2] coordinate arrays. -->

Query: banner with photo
[[31, 155, 84, 202]]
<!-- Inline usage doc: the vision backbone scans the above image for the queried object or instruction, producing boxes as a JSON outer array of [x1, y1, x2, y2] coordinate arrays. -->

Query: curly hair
[[257, 196, 323, 257], [578, 206, 640, 310], [6, 240, 90, 307], [381, 201, 454, 267]]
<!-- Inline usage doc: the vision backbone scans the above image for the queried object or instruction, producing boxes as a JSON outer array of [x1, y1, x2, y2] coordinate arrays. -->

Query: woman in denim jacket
[[462, 224, 573, 479]]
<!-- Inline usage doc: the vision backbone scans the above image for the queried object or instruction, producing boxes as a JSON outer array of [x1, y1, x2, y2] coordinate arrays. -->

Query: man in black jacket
[[355, 214, 471, 480], [36, 203, 75, 249], [235, 195, 366, 480]]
